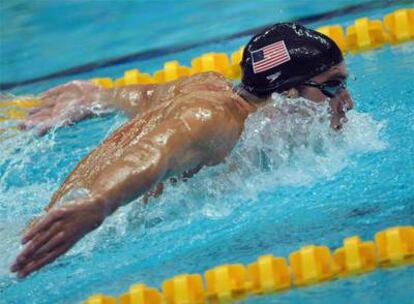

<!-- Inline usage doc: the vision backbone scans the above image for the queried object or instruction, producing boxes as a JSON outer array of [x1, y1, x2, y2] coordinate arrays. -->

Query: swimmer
[[11, 23, 353, 277]]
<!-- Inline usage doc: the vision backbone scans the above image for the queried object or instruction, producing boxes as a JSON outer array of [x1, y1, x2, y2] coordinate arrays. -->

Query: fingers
[[18, 121, 52, 136], [11, 210, 68, 275], [19, 107, 55, 131], [12, 221, 62, 270], [27, 110, 54, 124], [10, 196, 104, 278], [17, 243, 71, 278], [28, 105, 47, 115], [33, 231, 66, 259], [22, 209, 64, 244], [23, 216, 43, 234], [19, 81, 99, 136], [28, 97, 55, 113]]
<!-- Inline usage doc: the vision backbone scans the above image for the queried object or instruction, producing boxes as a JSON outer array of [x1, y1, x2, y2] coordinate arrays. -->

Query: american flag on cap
[[251, 40, 291, 74]]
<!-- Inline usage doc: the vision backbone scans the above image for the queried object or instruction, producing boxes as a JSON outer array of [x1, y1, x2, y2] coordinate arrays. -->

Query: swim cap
[[240, 23, 343, 96]]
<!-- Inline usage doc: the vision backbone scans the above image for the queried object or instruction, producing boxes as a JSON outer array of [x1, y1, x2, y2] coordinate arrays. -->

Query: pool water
[[0, 1, 413, 304]]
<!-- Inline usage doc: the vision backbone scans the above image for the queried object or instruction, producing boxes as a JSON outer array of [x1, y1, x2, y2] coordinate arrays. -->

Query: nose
[[339, 89, 354, 111], [331, 89, 353, 114], [329, 89, 354, 130]]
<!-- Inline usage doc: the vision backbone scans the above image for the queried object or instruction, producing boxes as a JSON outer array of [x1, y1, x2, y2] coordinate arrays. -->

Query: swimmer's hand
[[19, 81, 110, 136], [11, 196, 105, 278]]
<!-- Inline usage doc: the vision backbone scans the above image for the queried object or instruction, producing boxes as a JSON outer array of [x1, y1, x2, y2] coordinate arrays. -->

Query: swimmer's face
[[298, 62, 354, 129]]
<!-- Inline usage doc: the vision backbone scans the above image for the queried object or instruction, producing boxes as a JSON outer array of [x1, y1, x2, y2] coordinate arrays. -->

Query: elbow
[[123, 144, 169, 184]]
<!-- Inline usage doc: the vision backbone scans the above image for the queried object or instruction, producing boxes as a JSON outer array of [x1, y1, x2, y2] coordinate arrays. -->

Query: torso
[[48, 72, 254, 207]]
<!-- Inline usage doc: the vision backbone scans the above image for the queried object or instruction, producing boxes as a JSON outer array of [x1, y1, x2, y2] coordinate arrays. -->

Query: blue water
[[1, 1, 414, 304]]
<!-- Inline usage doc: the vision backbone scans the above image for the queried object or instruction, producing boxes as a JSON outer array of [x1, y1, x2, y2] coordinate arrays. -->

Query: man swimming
[[11, 23, 353, 277]]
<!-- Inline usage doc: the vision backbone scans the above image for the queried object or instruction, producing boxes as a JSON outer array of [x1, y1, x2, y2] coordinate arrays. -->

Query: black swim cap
[[240, 23, 343, 96]]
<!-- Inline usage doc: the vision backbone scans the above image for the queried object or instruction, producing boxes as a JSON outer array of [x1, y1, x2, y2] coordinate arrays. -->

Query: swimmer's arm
[[20, 81, 163, 135], [11, 104, 241, 277], [91, 104, 240, 213], [102, 84, 160, 117]]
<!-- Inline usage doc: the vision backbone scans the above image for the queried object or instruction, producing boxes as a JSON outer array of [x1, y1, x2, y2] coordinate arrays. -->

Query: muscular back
[[48, 72, 252, 208]]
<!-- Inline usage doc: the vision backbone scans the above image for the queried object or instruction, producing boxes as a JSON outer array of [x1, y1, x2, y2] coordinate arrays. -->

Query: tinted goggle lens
[[321, 80, 347, 97]]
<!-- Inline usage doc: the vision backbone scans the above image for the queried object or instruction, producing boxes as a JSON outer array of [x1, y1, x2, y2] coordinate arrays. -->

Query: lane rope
[[83, 226, 414, 304]]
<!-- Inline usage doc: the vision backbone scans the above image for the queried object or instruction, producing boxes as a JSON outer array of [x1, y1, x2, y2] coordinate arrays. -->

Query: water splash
[[228, 94, 387, 186], [94, 94, 387, 243]]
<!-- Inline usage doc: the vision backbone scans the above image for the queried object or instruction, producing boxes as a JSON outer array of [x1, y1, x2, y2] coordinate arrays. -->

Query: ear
[[286, 88, 299, 98]]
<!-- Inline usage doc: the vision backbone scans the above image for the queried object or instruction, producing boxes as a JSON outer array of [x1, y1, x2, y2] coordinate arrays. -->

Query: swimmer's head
[[240, 23, 344, 99], [238, 22, 354, 129]]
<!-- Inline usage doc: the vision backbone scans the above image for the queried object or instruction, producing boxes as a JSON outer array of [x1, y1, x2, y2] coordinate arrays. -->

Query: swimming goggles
[[302, 79, 347, 98]]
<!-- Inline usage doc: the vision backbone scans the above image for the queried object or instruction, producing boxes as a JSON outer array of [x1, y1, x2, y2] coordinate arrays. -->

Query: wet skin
[[11, 64, 353, 278]]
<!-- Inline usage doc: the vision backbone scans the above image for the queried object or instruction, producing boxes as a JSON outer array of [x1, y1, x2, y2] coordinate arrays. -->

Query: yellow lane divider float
[[83, 226, 414, 304], [1, 8, 412, 126]]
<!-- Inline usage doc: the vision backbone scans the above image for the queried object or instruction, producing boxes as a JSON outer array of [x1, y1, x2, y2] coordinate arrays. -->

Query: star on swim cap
[[240, 23, 343, 96]]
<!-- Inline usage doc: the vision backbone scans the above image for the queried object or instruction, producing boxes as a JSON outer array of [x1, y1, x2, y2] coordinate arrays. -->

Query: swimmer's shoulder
[[145, 71, 230, 104], [153, 71, 253, 122], [177, 72, 254, 119], [173, 71, 233, 94]]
